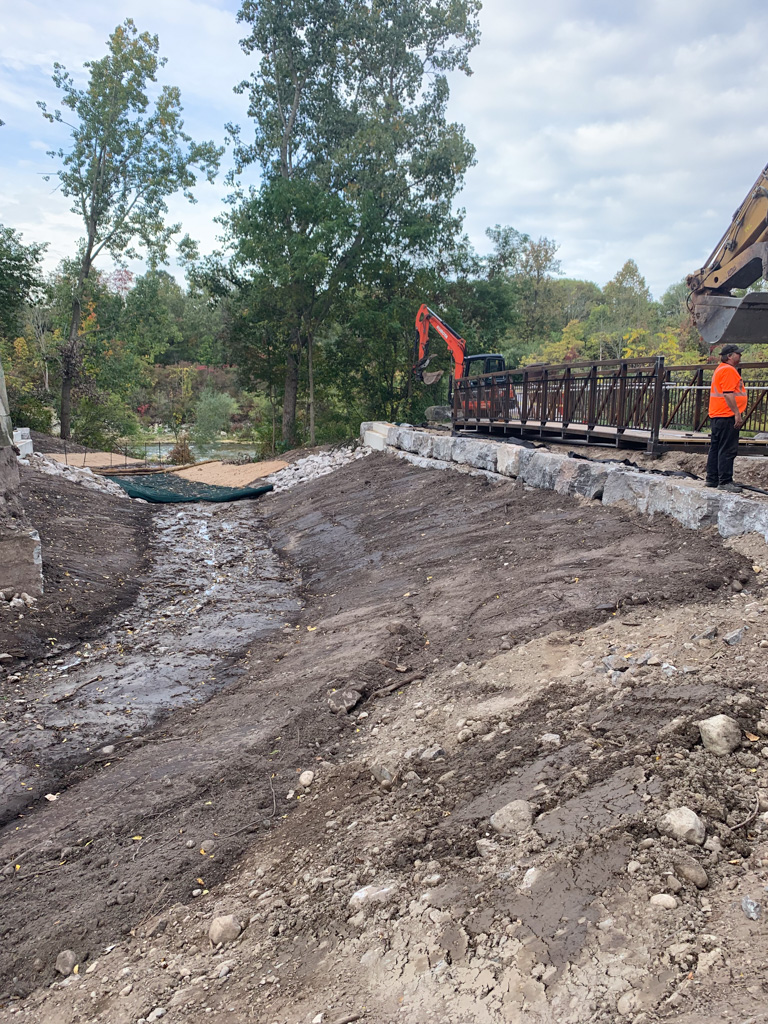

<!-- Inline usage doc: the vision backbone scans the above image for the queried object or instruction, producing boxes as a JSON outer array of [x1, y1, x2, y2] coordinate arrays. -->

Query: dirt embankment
[[0, 468, 153, 664], [2, 452, 768, 1024]]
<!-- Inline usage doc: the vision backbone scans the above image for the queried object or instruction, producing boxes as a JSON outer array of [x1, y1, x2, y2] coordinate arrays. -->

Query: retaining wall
[[359, 422, 768, 543]]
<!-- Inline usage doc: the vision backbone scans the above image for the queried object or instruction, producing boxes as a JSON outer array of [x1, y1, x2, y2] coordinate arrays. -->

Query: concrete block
[[397, 428, 416, 453], [0, 527, 43, 596], [386, 425, 401, 446], [410, 430, 434, 458], [431, 434, 455, 462], [12, 428, 33, 458], [451, 437, 500, 472], [717, 494, 768, 540], [552, 459, 613, 499], [520, 452, 571, 491], [363, 430, 387, 451], [603, 471, 719, 531]]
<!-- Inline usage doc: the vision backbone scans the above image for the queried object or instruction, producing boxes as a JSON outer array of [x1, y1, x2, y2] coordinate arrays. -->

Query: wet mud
[[0, 502, 300, 824]]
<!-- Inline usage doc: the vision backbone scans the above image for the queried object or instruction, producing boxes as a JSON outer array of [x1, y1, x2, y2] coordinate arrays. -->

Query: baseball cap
[[721, 344, 743, 357]]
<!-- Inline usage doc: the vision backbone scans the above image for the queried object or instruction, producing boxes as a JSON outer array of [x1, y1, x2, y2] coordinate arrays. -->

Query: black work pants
[[706, 416, 740, 486]]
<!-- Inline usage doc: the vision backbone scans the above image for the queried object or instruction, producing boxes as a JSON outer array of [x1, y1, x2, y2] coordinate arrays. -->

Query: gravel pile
[[17, 451, 129, 500], [265, 445, 372, 493]]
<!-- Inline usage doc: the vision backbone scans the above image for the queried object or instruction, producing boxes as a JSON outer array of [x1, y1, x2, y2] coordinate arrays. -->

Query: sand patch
[[48, 451, 144, 468], [170, 458, 288, 487]]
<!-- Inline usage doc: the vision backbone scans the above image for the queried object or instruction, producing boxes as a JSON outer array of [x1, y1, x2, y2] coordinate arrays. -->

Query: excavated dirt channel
[[0, 452, 751, 1015], [0, 502, 300, 825]]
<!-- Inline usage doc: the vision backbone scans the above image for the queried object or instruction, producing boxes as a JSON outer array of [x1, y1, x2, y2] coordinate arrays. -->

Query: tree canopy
[[224, 0, 481, 442], [39, 18, 222, 437]]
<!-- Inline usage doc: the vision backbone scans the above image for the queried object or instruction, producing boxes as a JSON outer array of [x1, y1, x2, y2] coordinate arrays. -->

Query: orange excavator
[[412, 304, 506, 399]]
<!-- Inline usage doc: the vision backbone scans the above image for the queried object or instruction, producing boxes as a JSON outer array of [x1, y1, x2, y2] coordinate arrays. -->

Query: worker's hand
[[735, 413, 744, 428]]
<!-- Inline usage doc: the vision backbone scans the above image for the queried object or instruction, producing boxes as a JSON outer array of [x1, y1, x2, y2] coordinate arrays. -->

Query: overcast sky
[[3, 0, 768, 298]]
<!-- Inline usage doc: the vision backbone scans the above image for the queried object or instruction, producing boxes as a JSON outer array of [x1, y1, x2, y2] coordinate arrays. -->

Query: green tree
[[0, 225, 46, 341], [191, 389, 238, 453], [39, 19, 222, 438], [226, 0, 480, 443], [601, 259, 652, 357]]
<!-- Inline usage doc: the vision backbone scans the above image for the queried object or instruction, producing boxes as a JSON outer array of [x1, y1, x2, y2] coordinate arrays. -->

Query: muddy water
[[0, 501, 301, 824]]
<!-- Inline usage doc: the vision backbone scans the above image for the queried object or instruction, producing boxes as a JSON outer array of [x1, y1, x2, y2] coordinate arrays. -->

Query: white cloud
[[4, 0, 768, 300], [449, 0, 768, 295]]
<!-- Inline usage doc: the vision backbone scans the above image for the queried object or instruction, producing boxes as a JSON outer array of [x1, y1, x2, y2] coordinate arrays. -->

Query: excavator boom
[[413, 304, 468, 383], [688, 164, 768, 345]]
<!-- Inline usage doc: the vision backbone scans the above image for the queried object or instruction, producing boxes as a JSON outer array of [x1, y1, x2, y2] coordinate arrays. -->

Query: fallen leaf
[[44, 793, 58, 802], [745, 731, 760, 741], [131, 835, 142, 841], [307, 626, 317, 631]]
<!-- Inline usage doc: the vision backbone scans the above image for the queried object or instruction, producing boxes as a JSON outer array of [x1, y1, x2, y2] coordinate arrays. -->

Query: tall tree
[[0, 226, 46, 445], [601, 259, 652, 357], [39, 19, 221, 437], [227, 0, 480, 443]]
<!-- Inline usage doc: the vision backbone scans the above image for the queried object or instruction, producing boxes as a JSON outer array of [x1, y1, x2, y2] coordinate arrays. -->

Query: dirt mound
[[1, 453, 766, 1023], [0, 467, 152, 665]]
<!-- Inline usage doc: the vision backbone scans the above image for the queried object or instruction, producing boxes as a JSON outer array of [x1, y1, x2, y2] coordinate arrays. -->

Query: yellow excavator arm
[[687, 163, 768, 346]]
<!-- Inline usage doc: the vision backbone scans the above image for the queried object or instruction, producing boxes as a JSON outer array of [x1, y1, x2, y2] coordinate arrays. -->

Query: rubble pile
[[17, 451, 128, 499], [265, 444, 372, 492]]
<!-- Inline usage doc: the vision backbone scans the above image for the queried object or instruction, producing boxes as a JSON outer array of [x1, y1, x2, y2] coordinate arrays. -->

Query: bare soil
[[2, 452, 768, 1023], [0, 468, 153, 664]]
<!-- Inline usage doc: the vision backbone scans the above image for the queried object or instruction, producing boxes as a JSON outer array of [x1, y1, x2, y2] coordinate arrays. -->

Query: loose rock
[[698, 714, 741, 755], [328, 689, 361, 714], [649, 893, 678, 909], [348, 881, 400, 911], [658, 806, 706, 846], [490, 799, 534, 836], [673, 858, 709, 889], [299, 770, 315, 788], [55, 949, 78, 976], [723, 627, 746, 646], [209, 915, 242, 945]]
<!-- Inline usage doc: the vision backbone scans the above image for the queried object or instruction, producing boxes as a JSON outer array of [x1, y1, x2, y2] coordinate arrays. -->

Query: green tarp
[[111, 472, 274, 504]]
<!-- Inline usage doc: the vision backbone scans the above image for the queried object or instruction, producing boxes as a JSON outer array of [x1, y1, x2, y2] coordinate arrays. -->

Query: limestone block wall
[[360, 422, 768, 543]]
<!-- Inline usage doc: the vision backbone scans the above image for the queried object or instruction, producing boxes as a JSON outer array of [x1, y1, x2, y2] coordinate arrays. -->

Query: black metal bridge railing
[[453, 357, 768, 452]]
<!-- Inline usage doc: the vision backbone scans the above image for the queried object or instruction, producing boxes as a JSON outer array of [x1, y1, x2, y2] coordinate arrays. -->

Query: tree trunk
[[61, 244, 93, 440], [307, 332, 315, 446], [60, 375, 73, 440], [270, 383, 277, 454], [282, 327, 301, 445]]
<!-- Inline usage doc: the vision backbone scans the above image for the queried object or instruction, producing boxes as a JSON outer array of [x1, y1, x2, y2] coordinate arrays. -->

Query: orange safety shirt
[[709, 363, 747, 418]]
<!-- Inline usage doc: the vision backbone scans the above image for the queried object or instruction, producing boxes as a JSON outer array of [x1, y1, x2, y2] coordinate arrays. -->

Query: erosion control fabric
[[110, 472, 274, 504]]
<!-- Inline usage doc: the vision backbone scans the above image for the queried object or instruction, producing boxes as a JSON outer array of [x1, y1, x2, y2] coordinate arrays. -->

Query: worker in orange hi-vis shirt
[[706, 344, 748, 493]]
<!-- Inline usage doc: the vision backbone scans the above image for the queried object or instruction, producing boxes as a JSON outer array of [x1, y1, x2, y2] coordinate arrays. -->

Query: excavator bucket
[[421, 369, 444, 385], [692, 291, 768, 347]]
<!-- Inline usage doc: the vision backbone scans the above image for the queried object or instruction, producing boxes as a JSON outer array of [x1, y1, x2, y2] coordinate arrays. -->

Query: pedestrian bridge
[[453, 357, 768, 454]]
